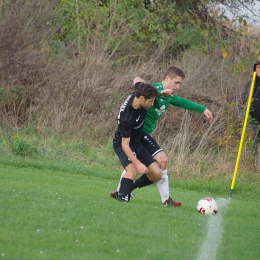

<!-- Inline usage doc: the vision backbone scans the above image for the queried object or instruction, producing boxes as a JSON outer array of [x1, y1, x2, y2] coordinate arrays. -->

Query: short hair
[[164, 66, 185, 79], [135, 83, 158, 99]]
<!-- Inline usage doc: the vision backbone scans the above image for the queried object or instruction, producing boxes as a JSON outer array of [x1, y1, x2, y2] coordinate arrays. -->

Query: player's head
[[135, 83, 158, 109], [135, 83, 158, 99], [163, 66, 185, 91], [253, 61, 260, 77], [164, 66, 185, 79]]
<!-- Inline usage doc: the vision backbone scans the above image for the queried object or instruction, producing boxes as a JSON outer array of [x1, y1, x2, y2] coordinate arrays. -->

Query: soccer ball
[[197, 197, 218, 215]]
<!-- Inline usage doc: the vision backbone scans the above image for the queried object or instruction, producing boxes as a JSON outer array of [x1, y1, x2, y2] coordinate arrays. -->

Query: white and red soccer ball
[[197, 197, 218, 215]]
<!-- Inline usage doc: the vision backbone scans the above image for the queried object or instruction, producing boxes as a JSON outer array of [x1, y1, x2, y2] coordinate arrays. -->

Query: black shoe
[[117, 193, 131, 202], [109, 190, 118, 199], [162, 197, 182, 207], [110, 190, 135, 199]]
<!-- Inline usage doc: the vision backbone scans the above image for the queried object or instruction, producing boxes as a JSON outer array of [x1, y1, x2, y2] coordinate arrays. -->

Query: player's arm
[[133, 77, 146, 85], [171, 94, 206, 112], [171, 95, 213, 123], [133, 77, 172, 96], [133, 77, 173, 97], [121, 137, 148, 174]]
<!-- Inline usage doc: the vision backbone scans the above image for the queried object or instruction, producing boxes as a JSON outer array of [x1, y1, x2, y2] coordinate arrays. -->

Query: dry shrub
[[0, 0, 58, 127], [33, 45, 134, 141], [0, 0, 119, 141]]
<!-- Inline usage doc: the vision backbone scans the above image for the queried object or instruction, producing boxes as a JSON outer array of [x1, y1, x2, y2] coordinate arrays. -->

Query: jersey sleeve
[[170, 94, 206, 113], [119, 117, 133, 138]]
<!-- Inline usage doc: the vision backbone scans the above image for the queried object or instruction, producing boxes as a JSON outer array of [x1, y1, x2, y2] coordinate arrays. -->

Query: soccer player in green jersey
[[110, 66, 213, 206]]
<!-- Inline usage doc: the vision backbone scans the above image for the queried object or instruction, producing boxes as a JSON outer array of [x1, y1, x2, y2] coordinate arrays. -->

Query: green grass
[[0, 156, 260, 260]]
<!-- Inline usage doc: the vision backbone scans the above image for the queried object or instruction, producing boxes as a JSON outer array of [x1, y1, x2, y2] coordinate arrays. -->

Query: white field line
[[197, 198, 230, 260]]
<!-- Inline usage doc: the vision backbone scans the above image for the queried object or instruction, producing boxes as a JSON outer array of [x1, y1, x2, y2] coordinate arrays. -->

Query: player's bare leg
[[154, 151, 182, 207]]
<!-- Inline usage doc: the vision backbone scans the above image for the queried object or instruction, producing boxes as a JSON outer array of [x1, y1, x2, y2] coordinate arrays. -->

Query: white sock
[[116, 169, 126, 192], [156, 169, 169, 203]]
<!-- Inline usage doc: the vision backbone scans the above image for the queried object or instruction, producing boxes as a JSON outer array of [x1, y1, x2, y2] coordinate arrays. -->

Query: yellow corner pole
[[229, 71, 257, 199]]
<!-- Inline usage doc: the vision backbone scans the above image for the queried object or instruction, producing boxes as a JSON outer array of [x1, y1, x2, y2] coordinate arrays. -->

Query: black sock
[[132, 174, 153, 190], [118, 178, 134, 195]]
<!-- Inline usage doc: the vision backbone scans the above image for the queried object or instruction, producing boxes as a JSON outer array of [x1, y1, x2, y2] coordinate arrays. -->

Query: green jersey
[[142, 82, 206, 135]]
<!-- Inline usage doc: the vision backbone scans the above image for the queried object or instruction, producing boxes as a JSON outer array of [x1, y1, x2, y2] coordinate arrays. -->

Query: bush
[[11, 135, 39, 157], [0, 0, 59, 126]]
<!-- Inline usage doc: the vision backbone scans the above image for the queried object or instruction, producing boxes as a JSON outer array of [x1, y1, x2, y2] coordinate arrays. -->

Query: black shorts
[[113, 142, 155, 169], [141, 132, 163, 157]]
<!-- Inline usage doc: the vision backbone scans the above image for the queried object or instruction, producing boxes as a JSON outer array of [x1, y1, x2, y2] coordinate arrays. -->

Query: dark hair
[[253, 61, 260, 71], [164, 66, 185, 79], [135, 83, 158, 99]]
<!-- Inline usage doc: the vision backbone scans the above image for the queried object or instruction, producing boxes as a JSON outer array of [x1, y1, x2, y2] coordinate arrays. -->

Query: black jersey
[[113, 93, 147, 145], [251, 77, 260, 122]]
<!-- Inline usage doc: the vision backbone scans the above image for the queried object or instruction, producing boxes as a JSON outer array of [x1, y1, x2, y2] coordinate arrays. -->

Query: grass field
[[0, 155, 260, 260]]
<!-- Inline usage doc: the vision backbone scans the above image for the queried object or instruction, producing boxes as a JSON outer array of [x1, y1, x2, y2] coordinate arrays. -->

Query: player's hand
[[161, 89, 173, 96], [203, 108, 213, 123], [135, 161, 148, 174]]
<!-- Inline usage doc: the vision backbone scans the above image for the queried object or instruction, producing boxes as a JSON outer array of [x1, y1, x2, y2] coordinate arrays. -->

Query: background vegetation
[[1, 0, 260, 183]]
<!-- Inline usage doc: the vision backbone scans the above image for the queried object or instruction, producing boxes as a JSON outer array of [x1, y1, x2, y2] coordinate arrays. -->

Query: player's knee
[[156, 153, 168, 169], [149, 169, 162, 182], [155, 170, 162, 181], [125, 164, 138, 179], [161, 157, 168, 168]]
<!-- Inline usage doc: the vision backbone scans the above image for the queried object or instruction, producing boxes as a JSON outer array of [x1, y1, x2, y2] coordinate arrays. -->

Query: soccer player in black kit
[[113, 81, 162, 202], [240, 61, 260, 167]]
